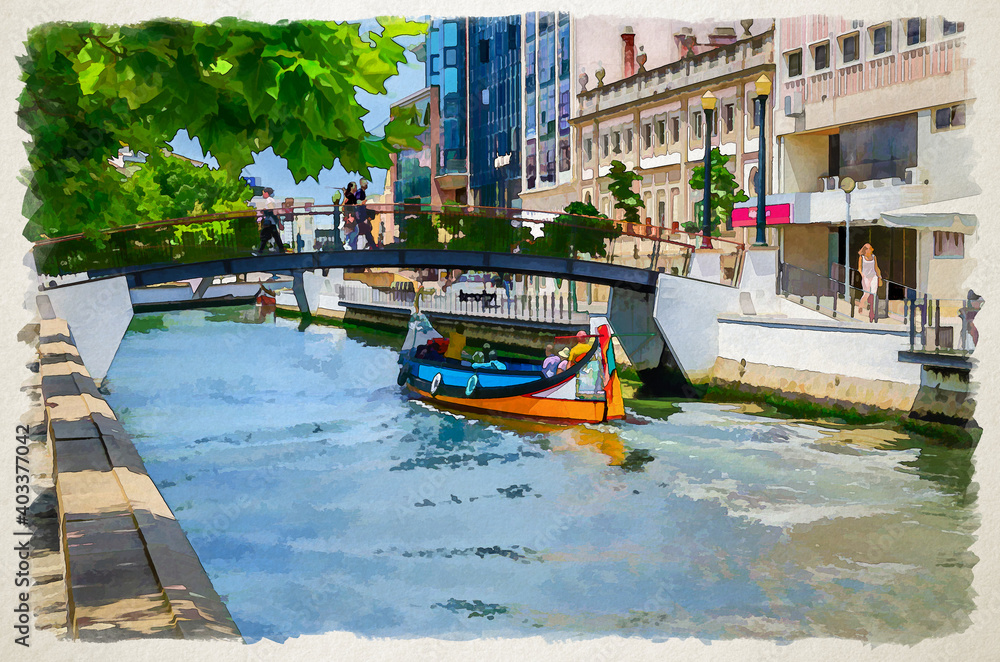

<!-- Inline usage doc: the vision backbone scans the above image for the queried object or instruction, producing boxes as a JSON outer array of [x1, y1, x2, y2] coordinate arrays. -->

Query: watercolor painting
[[7, 4, 996, 658]]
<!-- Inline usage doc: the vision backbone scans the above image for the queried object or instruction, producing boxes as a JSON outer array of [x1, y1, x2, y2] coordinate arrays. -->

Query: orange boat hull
[[407, 385, 621, 424]]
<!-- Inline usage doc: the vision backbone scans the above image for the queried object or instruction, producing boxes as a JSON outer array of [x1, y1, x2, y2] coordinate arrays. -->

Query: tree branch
[[84, 31, 127, 58], [23, 90, 77, 119]]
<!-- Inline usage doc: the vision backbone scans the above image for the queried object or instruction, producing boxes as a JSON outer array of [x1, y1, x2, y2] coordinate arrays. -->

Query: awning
[[880, 197, 979, 231]]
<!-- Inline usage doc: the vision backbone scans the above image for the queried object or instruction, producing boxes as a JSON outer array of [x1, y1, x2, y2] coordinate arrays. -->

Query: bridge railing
[[337, 282, 590, 326], [32, 202, 744, 286]]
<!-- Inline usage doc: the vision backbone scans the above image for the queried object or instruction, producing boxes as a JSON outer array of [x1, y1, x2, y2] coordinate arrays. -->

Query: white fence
[[337, 283, 590, 325]]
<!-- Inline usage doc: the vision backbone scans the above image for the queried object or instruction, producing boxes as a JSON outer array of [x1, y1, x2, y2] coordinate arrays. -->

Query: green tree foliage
[[686, 148, 750, 236], [522, 201, 619, 258], [444, 203, 529, 253], [105, 151, 252, 223], [19, 18, 426, 240], [606, 160, 644, 224]]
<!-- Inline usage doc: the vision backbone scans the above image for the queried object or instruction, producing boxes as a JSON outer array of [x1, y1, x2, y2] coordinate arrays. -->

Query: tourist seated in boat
[[555, 347, 571, 373], [568, 330, 593, 365], [414, 337, 448, 362], [541, 344, 560, 378]]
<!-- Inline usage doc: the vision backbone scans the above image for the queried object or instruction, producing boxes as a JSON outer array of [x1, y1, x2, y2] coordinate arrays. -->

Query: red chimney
[[622, 28, 636, 78]]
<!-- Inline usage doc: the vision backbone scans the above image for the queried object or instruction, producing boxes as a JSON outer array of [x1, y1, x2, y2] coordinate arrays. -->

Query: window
[[943, 19, 964, 36], [626, 128, 634, 152], [602, 134, 609, 157], [445, 48, 457, 66], [785, 49, 802, 77], [508, 23, 519, 50], [838, 113, 917, 182], [670, 117, 680, 143], [656, 119, 666, 145], [724, 104, 735, 132], [840, 33, 859, 63], [479, 39, 490, 63], [934, 103, 966, 131], [584, 138, 593, 160], [642, 123, 652, 149], [749, 96, 759, 128], [872, 25, 890, 55], [612, 131, 621, 154], [905, 18, 925, 46], [692, 111, 703, 140], [559, 138, 571, 172], [813, 42, 829, 71], [443, 21, 458, 47], [933, 231, 964, 258]]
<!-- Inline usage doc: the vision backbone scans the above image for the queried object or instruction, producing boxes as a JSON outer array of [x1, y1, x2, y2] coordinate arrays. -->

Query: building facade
[[468, 16, 523, 208], [388, 87, 438, 206], [751, 15, 976, 300], [570, 24, 776, 238]]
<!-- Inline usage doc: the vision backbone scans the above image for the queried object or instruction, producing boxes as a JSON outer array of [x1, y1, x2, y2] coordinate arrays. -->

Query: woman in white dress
[[857, 243, 883, 323]]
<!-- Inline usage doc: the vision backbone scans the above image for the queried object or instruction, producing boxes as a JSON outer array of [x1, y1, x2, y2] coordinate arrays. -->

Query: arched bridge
[[33, 203, 745, 292]]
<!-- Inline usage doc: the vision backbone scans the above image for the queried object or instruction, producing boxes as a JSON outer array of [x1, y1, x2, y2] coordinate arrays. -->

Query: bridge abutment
[[38, 277, 134, 383], [284, 268, 348, 317]]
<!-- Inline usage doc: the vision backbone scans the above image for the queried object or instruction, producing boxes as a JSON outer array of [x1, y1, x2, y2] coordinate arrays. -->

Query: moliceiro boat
[[397, 314, 625, 424]]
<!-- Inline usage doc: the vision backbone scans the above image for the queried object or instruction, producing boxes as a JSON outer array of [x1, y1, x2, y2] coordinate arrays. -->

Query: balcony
[[578, 31, 774, 117], [736, 171, 933, 226]]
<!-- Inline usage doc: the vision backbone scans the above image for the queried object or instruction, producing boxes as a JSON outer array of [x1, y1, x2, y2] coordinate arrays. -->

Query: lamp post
[[701, 90, 717, 249], [753, 74, 772, 247], [840, 176, 856, 306]]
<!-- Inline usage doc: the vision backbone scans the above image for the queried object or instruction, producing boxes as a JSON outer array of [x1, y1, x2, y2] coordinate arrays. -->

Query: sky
[[167, 18, 426, 202]]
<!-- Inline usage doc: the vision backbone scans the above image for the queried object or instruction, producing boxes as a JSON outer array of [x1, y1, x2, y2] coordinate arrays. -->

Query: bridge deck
[[83, 249, 661, 292]]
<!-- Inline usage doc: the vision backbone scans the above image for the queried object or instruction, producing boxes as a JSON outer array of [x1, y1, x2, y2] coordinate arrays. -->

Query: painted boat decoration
[[255, 285, 276, 306], [397, 313, 624, 424]]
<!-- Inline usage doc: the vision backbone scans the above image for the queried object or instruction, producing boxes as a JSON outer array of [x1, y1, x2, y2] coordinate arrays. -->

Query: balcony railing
[[578, 30, 774, 116]]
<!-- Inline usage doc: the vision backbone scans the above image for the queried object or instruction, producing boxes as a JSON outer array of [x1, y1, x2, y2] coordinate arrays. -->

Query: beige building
[[572, 26, 775, 240], [751, 15, 976, 301], [519, 16, 773, 215]]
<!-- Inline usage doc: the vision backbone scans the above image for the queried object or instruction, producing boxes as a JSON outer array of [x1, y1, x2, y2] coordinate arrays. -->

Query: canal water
[[104, 307, 978, 644]]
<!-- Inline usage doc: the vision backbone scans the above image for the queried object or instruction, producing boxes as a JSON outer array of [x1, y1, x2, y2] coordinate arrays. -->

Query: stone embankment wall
[[36, 297, 242, 642]]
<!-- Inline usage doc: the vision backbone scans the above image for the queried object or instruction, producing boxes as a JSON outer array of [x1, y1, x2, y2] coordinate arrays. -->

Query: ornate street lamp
[[754, 74, 772, 247], [701, 90, 717, 249]]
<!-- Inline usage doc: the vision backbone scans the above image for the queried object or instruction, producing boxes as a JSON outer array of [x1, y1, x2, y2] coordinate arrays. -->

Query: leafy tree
[[445, 202, 529, 253], [523, 200, 619, 258], [606, 160, 644, 224], [686, 148, 749, 236], [19, 18, 426, 240], [105, 150, 252, 223]]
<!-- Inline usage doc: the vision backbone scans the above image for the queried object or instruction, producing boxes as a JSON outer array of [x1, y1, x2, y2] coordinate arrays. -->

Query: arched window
[[748, 166, 759, 196], [585, 191, 592, 205]]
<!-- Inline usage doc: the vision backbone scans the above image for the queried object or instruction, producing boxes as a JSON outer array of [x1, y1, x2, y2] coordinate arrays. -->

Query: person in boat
[[541, 344, 560, 378], [555, 347, 571, 374], [568, 330, 593, 365], [444, 323, 467, 365]]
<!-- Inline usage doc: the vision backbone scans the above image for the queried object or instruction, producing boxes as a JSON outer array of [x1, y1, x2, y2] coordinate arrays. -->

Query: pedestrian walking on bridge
[[255, 187, 286, 254]]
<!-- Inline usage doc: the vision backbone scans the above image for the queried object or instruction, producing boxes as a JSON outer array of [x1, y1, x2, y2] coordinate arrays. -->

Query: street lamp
[[840, 176, 856, 306], [701, 90, 717, 249], [754, 74, 772, 247]]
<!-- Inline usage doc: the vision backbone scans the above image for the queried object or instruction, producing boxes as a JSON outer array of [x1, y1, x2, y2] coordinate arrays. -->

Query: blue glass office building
[[426, 19, 468, 183], [468, 16, 522, 208], [523, 12, 571, 196]]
